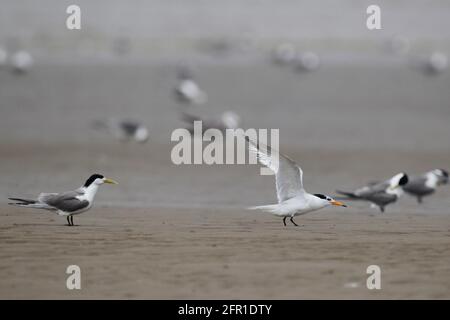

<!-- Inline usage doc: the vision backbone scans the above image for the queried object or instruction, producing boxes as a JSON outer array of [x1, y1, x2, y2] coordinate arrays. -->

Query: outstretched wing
[[38, 191, 89, 213], [246, 136, 304, 203]]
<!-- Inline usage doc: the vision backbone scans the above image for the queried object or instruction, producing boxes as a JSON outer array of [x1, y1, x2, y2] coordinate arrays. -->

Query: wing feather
[[246, 137, 304, 203]]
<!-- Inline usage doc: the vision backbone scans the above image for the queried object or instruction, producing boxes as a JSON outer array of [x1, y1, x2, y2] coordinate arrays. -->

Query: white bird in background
[[173, 65, 207, 106], [180, 110, 241, 133], [294, 51, 321, 73], [336, 173, 409, 212], [424, 52, 448, 75], [92, 118, 149, 143], [272, 43, 297, 66], [10, 50, 33, 73], [8, 174, 118, 226], [246, 137, 347, 227], [403, 169, 448, 203], [409, 51, 448, 76]]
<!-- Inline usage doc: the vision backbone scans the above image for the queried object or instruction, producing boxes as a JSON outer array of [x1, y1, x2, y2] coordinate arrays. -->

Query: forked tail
[[8, 197, 53, 209], [335, 190, 359, 200], [247, 204, 280, 213]]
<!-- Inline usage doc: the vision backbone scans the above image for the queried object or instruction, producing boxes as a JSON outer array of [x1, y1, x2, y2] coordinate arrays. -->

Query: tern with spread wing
[[336, 173, 408, 212], [8, 174, 118, 226], [403, 169, 448, 203], [246, 137, 347, 226]]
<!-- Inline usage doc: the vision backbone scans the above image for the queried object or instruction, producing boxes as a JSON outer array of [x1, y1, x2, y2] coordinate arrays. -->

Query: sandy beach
[[1, 206, 450, 299], [0, 142, 449, 299]]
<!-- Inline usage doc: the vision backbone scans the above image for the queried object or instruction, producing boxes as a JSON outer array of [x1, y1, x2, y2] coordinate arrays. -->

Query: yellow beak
[[104, 178, 118, 185], [331, 200, 347, 207]]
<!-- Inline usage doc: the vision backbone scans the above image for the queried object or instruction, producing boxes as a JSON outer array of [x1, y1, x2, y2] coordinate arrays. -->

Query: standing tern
[[10, 50, 34, 74], [245, 137, 347, 227], [403, 169, 448, 203], [8, 174, 118, 226], [92, 118, 149, 143], [173, 66, 207, 106], [336, 173, 408, 212]]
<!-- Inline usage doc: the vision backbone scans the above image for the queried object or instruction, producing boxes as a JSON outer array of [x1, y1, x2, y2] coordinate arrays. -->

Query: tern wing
[[365, 191, 398, 206], [39, 190, 89, 213], [246, 137, 304, 203], [403, 176, 433, 195], [354, 180, 390, 198]]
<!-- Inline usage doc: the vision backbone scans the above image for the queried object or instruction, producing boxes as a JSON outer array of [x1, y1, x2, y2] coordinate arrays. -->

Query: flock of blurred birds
[[1, 33, 449, 213]]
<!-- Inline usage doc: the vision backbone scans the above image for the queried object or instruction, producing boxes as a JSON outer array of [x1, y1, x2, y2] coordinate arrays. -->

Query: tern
[[272, 43, 296, 66], [8, 174, 118, 226], [336, 173, 408, 212], [181, 110, 241, 133], [293, 51, 321, 73], [403, 169, 448, 203], [245, 137, 347, 226], [173, 66, 207, 105], [10, 50, 33, 74], [92, 118, 149, 143]]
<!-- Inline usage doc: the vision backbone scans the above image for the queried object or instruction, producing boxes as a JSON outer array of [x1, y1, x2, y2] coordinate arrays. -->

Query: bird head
[[387, 173, 408, 194], [313, 194, 347, 208], [83, 174, 118, 188], [431, 169, 448, 185]]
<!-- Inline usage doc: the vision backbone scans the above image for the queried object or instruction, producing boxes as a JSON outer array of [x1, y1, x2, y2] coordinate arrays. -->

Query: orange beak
[[331, 200, 347, 207]]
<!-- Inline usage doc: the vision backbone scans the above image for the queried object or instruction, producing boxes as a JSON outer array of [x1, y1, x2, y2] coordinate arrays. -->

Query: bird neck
[[307, 193, 329, 209], [386, 186, 403, 197], [81, 183, 99, 201]]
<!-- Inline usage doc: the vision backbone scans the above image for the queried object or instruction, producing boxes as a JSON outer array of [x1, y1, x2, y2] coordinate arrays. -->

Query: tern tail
[[247, 204, 280, 213], [8, 197, 36, 205], [336, 190, 358, 199], [8, 197, 53, 210]]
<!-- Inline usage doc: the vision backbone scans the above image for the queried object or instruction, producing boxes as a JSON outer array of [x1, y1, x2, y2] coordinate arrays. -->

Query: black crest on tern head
[[84, 174, 104, 187], [439, 169, 449, 178], [399, 173, 409, 186], [314, 194, 327, 200]]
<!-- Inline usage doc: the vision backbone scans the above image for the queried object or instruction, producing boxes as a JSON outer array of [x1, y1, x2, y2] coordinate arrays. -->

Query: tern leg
[[70, 216, 74, 226], [379, 206, 385, 213], [417, 196, 422, 204], [290, 217, 299, 227], [66, 216, 71, 226], [283, 217, 287, 226]]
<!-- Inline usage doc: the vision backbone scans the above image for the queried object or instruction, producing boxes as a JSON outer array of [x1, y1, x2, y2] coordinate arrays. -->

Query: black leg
[[66, 216, 71, 226], [70, 216, 74, 226], [417, 196, 422, 204], [379, 206, 385, 213], [290, 217, 299, 226], [283, 217, 287, 226]]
